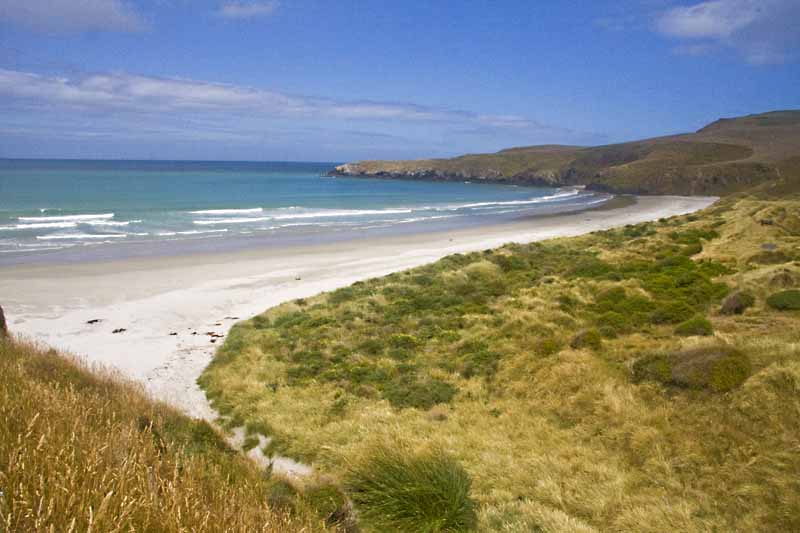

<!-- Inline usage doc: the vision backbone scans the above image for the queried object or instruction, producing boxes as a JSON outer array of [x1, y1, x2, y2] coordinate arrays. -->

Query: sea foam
[[36, 233, 127, 241], [19, 213, 115, 223], [0, 222, 78, 230], [190, 208, 263, 215]]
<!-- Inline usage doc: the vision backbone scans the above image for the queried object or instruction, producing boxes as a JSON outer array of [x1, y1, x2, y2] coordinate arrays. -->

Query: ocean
[[0, 159, 610, 265]]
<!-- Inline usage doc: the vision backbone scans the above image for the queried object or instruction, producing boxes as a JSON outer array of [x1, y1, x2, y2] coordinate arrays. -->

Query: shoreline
[[0, 195, 715, 419]]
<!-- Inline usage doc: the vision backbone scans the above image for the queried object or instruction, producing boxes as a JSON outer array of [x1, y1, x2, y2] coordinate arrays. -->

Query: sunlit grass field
[[201, 195, 800, 531], [0, 339, 330, 532]]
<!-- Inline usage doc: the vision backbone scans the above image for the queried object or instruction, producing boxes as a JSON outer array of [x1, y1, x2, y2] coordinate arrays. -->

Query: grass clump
[[302, 482, 355, 530], [766, 289, 800, 311], [345, 444, 477, 532], [674, 314, 714, 336], [720, 290, 755, 315]]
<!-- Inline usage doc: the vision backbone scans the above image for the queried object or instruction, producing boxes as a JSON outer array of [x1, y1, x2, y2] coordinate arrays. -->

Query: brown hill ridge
[[330, 110, 800, 196]]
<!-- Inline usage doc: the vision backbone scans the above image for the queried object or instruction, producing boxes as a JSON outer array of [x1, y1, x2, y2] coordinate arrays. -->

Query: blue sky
[[0, 0, 798, 161]]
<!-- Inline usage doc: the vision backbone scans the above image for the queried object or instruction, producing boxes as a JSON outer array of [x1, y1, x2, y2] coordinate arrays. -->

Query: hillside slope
[[0, 339, 336, 531], [201, 193, 800, 531], [330, 111, 800, 196]]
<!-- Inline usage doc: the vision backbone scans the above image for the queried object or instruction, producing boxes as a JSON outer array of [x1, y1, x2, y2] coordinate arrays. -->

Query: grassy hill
[[200, 193, 800, 531], [331, 110, 800, 196], [0, 338, 347, 531]]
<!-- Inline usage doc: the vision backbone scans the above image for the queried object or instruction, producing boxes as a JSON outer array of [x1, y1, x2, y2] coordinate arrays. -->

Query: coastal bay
[[0, 195, 713, 418]]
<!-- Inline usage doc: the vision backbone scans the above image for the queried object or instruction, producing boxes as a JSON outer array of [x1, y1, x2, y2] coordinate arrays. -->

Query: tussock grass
[[201, 196, 800, 531], [0, 339, 322, 532], [345, 443, 477, 532]]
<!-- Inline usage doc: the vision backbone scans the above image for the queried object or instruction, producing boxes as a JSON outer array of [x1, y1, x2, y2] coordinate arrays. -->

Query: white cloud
[[0, 0, 146, 33], [217, 1, 279, 19], [0, 68, 595, 159], [0, 68, 546, 130], [655, 0, 800, 64], [656, 0, 758, 38]]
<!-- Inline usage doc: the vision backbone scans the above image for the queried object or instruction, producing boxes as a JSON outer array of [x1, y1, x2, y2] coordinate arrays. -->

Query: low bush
[[570, 329, 603, 351], [651, 300, 696, 324], [455, 340, 500, 378], [345, 444, 477, 532], [533, 336, 563, 356], [720, 291, 755, 315], [681, 242, 703, 256], [675, 315, 714, 336], [631, 353, 672, 384], [382, 376, 457, 410], [671, 346, 751, 391], [766, 290, 800, 311], [769, 270, 798, 288], [748, 250, 792, 265], [595, 310, 629, 334], [389, 333, 420, 350], [668, 228, 719, 245], [632, 346, 751, 392]]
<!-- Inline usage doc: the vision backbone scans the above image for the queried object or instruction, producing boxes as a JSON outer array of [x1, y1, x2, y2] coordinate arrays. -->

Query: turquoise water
[[0, 159, 609, 265]]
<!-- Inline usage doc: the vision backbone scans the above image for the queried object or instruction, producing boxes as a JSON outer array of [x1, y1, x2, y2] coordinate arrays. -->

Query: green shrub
[[389, 333, 420, 350], [668, 228, 719, 245], [533, 336, 563, 356], [675, 315, 714, 336], [681, 242, 703, 256], [748, 250, 792, 265], [557, 294, 579, 313], [455, 340, 500, 378], [595, 311, 629, 334], [569, 329, 602, 351], [707, 351, 753, 392], [671, 346, 751, 391], [720, 291, 755, 315], [383, 376, 457, 410], [631, 353, 672, 384], [345, 444, 477, 532], [766, 290, 800, 311], [633, 346, 751, 392], [651, 300, 696, 324], [569, 256, 615, 279]]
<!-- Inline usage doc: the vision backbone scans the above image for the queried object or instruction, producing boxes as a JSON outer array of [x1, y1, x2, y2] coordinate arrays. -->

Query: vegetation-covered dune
[[331, 110, 800, 196], [200, 193, 800, 531], [0, 339, 342, 531]]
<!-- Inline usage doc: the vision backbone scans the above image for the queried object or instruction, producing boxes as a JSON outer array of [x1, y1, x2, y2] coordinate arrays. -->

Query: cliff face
[[330, 111, 800, 196]]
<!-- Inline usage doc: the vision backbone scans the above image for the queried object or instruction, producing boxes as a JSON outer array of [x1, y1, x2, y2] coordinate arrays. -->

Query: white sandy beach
[[0, 195, 715, 421]]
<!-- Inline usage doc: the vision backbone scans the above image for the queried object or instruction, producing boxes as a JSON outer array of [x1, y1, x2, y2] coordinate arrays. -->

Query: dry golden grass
[[202, 195, 800, 532], [0, 339, 323, 532]]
